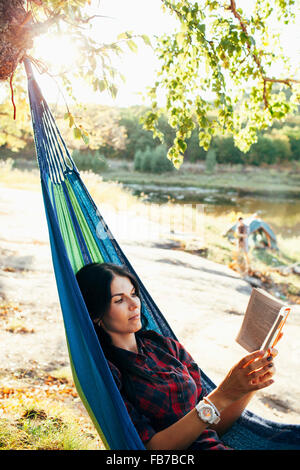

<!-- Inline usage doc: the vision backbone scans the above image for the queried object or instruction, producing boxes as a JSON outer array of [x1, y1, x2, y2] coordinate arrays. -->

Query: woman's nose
[[129, 297, 139, 310]]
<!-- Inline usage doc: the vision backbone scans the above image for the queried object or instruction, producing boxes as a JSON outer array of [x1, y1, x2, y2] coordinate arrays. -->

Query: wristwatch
[[195, 397, 221, 425]]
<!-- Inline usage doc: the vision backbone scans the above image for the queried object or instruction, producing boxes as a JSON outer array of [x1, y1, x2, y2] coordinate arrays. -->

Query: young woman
[[76, 262, 277, 451]]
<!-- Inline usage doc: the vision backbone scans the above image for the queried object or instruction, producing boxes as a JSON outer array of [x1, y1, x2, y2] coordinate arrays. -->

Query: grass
[[0, 366, 104, 450], [0, 398, 101, 450]]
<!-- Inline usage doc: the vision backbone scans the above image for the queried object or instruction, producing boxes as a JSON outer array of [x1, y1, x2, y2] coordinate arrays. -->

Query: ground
[[0, 185, 299, 441]]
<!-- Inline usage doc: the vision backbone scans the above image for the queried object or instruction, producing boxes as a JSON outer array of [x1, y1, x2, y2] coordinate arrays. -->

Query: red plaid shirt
[[109, 330, 229, 450]]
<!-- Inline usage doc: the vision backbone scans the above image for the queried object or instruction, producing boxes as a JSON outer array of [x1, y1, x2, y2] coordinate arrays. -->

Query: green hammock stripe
[[64, 178, 104, 264], [47, 177, 54, 206], [52, 183, 84, 272]]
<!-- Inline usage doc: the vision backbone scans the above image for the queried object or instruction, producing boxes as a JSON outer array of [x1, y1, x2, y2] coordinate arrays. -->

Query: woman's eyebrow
[[111, 287, 135, 298]]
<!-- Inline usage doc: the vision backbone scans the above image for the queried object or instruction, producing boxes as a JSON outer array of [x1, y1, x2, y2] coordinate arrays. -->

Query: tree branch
[[228, 0, 299, 108], [264, 77, 300, 85]]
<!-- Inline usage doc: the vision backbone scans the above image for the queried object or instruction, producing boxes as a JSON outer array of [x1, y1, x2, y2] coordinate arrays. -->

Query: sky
[[32, 0, 177, 107]]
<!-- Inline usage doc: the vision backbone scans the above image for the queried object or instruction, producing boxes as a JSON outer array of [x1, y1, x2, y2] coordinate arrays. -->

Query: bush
[[245, 135, 292, 165], [205, 148, 217, 173], [140, 146, 153, 172], [289, 136, 300, 161], [133, 149, 143, 171], [151, 145, 174, 173], [214, 136, 243, 164], [184, 128, 207, 162], [134, 145, 174, 173], [245, 137, 275, 166], [118, 112, 157, 160], [71, 150, 108, 173]]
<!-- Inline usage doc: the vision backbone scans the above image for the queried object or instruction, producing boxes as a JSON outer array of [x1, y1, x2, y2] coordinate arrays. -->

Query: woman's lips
[[129, 313, 140, 321]]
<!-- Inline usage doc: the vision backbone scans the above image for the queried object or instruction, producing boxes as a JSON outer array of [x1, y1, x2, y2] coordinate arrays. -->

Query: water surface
[[126, 183, 300, 237]]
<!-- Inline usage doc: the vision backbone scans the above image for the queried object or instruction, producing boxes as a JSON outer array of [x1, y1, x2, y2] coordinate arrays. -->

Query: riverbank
[[100, 161, 300, 199], [3, 158, 300, 198]]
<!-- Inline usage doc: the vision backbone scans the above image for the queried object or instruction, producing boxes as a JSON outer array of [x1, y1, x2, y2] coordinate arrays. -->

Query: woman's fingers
[[240, 348, 278, 373], [248, 362, 275, 380], [250, 378, 274, 390], [219, 349, 277, 401], [240, 350, 265, 369], [238, 349, 277, 392], [268, 347, 279, 358]]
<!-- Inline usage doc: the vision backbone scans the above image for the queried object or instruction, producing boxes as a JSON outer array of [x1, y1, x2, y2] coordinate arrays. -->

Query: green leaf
[[249, 36, 256, 46], [109, 84, 118, 99], [81, 132, 89, 145], [177, 138, 187, 152], [127, 40, 138, 53], [141, 34, 151, 46], [176, 32, 186, 46], [117, 32, 131, 40], [98, 79, 107, 92], [68, 114, 74, 128], [198, 24, 206, 35], [73, 127, 81, 139]]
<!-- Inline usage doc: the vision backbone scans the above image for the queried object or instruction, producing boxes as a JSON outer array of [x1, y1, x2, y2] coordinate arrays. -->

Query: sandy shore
[[0, 185, 299, 427]]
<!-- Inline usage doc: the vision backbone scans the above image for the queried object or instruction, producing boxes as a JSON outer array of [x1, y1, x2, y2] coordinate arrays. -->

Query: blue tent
[[226, 216, 278, 250]]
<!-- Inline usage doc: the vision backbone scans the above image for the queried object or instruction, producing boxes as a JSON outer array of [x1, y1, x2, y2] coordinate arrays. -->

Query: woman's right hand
[[211, 349, 276, 409]]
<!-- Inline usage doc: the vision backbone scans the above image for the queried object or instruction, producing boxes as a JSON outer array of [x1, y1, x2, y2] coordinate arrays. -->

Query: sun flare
[[32, 33, 80, 72]]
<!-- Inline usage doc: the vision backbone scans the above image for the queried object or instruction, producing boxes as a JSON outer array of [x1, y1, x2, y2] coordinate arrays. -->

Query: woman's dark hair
[[76, 262, 161, 403], [75, 262, 141, 323]]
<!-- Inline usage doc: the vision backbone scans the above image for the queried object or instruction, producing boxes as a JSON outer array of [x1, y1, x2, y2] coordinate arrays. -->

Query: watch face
[[200, 405, 213, 420]]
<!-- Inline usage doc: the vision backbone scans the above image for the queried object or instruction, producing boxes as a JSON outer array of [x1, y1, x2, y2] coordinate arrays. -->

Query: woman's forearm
[[145, 389, 230, 450], [210, 391, 256, 436], [145, 408, 207, 450]]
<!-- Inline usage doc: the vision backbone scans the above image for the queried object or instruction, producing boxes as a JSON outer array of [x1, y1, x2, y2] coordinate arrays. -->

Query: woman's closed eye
[[113, 291, 137, 304], [113, 289, 138, 304]]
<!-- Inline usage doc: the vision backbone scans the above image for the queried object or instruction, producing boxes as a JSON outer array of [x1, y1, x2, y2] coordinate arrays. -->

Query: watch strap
[[203, 396, 221, 418], [195, 400, 221, 424]]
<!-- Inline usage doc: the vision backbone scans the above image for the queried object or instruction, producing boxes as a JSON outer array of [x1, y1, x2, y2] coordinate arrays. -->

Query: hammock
[[23, 58, 300, 451]]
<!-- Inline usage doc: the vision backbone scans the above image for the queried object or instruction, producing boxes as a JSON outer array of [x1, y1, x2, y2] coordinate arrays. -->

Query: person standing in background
[[236, 217, 250, 273]]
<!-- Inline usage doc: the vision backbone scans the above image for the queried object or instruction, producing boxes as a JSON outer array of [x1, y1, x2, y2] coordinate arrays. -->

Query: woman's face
[[100, 275, 142, 338]]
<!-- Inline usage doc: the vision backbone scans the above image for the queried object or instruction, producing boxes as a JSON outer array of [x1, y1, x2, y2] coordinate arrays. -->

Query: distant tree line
[[98, 107, 300, 167], [1, 106, 299, 169]]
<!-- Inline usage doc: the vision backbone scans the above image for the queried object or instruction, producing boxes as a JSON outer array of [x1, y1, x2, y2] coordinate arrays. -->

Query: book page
[[236, 288, 285, 352]]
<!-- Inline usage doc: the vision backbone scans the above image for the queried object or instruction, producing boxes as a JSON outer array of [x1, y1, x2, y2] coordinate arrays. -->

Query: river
[[125, 183, 300, 237]]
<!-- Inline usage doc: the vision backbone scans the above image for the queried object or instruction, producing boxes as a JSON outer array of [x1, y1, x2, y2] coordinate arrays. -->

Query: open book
[[236, 288, 291, 352]]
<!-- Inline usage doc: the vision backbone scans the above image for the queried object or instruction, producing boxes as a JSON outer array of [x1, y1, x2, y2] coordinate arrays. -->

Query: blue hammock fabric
[[24, 59, 300, 450]]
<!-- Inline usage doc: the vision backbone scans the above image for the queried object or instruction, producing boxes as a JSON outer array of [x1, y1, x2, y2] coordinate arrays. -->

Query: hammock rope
[[23, 58, 300, 450]]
